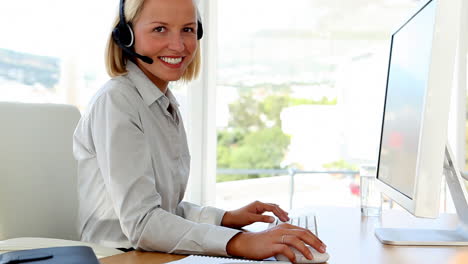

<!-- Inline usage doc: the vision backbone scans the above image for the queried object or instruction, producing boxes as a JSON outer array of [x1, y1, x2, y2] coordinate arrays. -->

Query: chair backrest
[[0, 102, 81, 241]]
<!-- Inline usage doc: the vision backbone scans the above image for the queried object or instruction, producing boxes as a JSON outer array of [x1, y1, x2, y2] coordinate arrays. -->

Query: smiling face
[[132, 0, 198, 92]]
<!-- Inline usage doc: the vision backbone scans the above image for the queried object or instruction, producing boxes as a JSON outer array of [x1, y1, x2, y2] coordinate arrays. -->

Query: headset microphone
[[123, 47, 154, 64]]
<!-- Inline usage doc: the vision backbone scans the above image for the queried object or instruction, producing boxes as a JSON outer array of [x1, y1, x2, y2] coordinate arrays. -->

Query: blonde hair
[[105, 0, 201, 82]]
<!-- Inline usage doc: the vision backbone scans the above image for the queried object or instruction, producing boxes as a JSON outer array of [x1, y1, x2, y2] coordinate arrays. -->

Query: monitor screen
[[376, 0, 437, 199]]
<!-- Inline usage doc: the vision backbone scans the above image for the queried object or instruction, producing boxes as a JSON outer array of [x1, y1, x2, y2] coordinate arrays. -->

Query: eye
[[183, 27, 194, 33], [154, 26, 166, 33]]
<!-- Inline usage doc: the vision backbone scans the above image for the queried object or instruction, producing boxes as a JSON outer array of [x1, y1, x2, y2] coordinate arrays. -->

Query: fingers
[[277, 222, 325, 246], [272, 243, 296, 263], [251, 213, 275, 223], [254, 201, 289, 222], [281, 234, 314, 260], [268, 203, 289, 221], [278, 228, 327, 253]]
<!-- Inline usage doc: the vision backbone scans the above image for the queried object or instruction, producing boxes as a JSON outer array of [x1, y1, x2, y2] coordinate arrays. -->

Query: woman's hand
[[221, 201, 289, 229], [226, 223, 327, 263]]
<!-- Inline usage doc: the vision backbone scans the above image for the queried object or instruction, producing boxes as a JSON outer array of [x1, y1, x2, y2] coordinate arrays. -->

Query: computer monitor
[[374, 0, 468, 245]]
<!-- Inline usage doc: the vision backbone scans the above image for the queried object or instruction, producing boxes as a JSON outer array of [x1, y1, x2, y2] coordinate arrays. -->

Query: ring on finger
[[281, 235, 286, 244]]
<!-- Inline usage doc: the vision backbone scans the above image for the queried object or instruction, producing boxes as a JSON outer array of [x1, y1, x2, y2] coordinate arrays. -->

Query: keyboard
[[268, 214, 318, 236]]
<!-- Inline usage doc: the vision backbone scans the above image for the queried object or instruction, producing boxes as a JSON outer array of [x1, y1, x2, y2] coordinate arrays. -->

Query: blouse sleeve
[[176, 201, 226, 226], [90, 86, 240, 256]]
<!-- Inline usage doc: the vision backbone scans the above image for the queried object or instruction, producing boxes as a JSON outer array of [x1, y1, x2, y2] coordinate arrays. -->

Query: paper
[[166, 255, 289, 264]]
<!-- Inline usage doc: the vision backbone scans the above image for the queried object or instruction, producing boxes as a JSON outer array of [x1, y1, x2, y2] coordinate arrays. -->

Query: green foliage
[[228, 95, 265, 130], [232, 127, 290, 169], [261, 95, 290, 128], [218, 89, 336, 182], [228, 93, 337, 131], [289, 97, 337, 106], [217, 129, 244, 170], [217, 128, 290, 182]]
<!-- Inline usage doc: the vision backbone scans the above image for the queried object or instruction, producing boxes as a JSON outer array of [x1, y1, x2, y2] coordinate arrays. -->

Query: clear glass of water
[[360, 164, 382, 216]]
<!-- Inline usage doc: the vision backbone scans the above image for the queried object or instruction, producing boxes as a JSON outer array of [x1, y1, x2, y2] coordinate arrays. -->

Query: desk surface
[[100, 207, 468, 264]]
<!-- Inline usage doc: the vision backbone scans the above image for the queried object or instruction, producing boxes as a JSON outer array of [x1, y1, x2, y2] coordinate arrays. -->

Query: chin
[[162, 74, 184, 82], [159, 70, 186, 81]]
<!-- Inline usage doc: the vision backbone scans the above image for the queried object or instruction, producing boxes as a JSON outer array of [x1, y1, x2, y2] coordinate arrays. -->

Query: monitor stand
[[375, 144, 468, 245]]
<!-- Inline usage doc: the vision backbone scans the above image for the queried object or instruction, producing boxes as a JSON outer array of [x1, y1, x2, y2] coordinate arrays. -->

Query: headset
[[112, 0, 204, 64]]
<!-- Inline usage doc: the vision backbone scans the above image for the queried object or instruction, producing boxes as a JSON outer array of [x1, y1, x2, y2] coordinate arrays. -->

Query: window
[[0, 1, 116, 107], [213, 0, 435, 210]]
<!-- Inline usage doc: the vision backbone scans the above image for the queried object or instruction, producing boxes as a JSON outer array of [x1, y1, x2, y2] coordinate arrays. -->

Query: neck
[[148, 74, 169, 94], [136, 61, 169, 94]]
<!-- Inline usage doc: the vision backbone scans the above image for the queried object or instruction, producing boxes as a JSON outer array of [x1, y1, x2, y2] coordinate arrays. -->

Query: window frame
[[184, 0, 218, 206]]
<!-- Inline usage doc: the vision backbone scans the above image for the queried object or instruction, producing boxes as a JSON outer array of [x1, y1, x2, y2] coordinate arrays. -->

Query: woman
[[73, 0, 326, 262]]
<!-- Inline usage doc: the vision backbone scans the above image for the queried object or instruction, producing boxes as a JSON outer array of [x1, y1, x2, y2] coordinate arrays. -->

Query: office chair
[[0, 102, 121, 258]]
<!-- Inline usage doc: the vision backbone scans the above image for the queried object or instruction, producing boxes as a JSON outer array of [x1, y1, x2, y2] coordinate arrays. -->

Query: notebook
[[0, 246, 100, 264], [167, 255, 290, 264]]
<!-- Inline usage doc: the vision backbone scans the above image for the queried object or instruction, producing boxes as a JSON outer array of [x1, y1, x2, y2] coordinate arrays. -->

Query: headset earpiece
[[112, 19, 134, 48], [197, 20, 203, 40], [119, 24, 135, 47]]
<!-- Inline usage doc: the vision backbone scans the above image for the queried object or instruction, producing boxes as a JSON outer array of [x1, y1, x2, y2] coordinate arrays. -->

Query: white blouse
[[73, 61, 239, 256]]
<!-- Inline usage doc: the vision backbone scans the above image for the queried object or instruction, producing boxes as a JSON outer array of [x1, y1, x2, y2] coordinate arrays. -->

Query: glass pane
[[0, 1, 111, 109], [215, 0, 420, 210]]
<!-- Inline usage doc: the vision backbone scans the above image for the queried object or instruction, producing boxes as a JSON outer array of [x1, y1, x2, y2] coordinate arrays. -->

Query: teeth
[[160, 57, 182, 64]]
